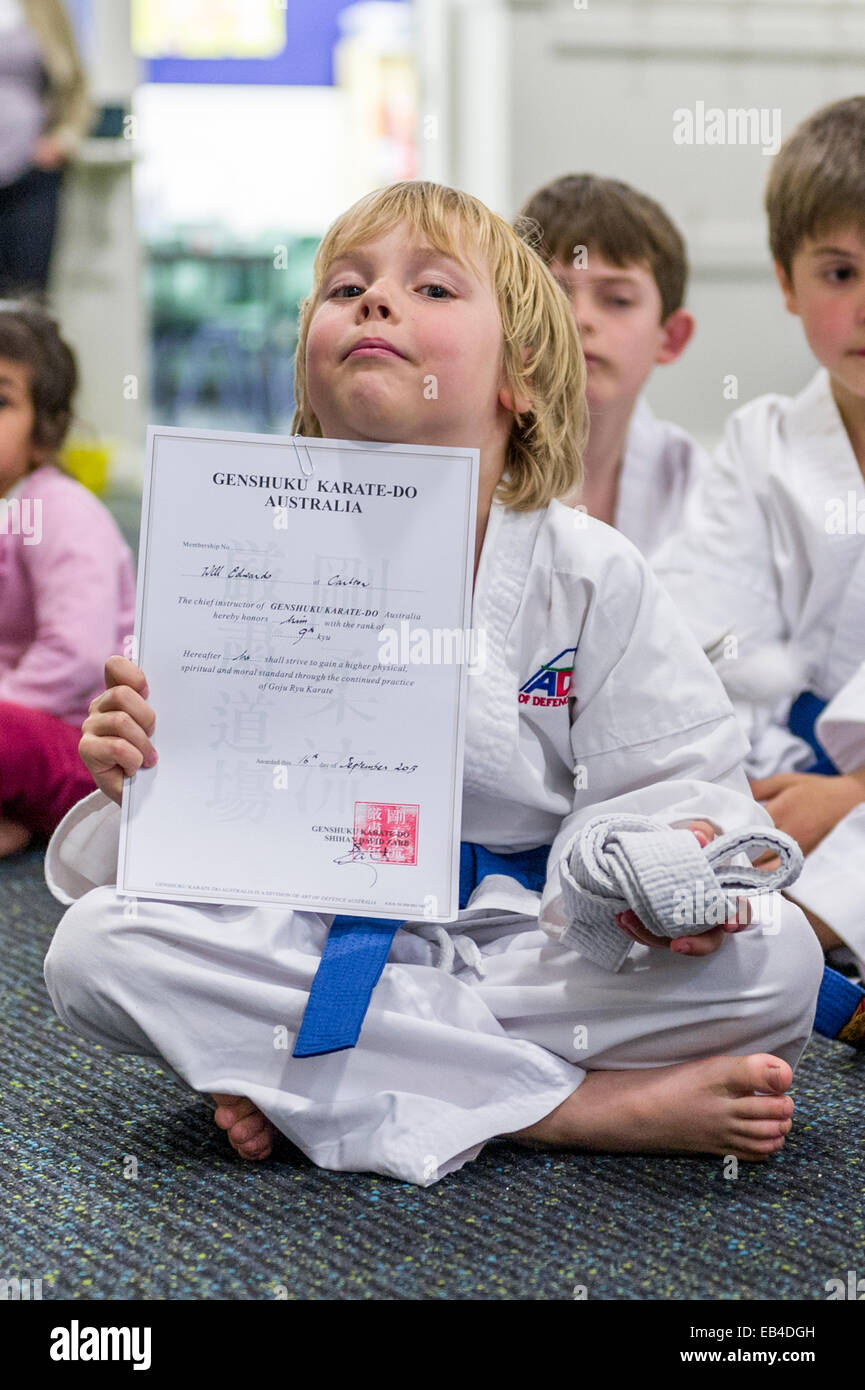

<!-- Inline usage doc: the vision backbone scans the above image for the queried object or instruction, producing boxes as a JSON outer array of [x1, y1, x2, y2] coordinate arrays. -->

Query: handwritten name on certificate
[[117, 426, 479, 921]]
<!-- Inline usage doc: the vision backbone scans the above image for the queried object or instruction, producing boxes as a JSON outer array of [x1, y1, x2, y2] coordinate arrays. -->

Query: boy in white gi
[[42, 182, 822, 1185], [652, 97, 865, 983], [814, 662, 865, 780], [773, 661, 865, 1044], [518, 174, 707, 557]]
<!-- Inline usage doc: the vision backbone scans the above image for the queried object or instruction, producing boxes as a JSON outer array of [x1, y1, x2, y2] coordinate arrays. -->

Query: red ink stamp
[[353, 802, 419, 865]]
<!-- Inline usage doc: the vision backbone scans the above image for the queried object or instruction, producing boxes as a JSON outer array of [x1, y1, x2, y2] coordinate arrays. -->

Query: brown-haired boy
[[518, 174, 704, 556], [653, 96, 865, 991]]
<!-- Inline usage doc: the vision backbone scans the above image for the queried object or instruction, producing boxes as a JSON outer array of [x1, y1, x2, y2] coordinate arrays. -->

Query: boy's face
[[550, 249, 691, 409], [0, 358, 37, 497], [306, 225, 519, 451], [777, 226, 865, 401]]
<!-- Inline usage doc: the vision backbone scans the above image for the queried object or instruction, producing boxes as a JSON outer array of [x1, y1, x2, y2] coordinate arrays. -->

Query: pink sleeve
[[0, 482, 132, 720]]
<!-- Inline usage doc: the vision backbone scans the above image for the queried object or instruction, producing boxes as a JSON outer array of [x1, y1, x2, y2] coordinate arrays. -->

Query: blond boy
[[43, 183, 820, 1183]]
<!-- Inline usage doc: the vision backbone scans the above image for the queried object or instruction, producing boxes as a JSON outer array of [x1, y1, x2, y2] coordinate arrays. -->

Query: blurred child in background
[[652, 97, 865, 982], [0, 300, 135, 855], [518, 174, 705, 557]]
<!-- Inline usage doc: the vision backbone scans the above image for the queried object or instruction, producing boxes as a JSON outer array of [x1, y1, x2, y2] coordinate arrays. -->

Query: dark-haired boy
[[519, 173, 705, 556]]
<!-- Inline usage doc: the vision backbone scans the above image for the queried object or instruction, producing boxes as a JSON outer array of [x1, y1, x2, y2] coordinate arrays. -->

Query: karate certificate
[[117, 426, 479, 922]]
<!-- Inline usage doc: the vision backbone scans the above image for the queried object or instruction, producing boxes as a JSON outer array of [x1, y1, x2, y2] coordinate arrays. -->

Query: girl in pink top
[[0, 301, 135, 855]]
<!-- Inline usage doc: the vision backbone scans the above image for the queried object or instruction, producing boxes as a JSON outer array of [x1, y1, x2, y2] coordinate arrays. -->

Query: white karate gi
[[43, 498, 822, 1186], [653, 369, 865, 959], [817, 662, 865, 775], [613, 397, 709, 558], [788, 663, 865, 971]]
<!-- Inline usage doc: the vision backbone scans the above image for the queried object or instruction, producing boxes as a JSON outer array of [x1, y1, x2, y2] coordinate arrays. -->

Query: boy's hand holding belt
[[561, 814, 803, 970]]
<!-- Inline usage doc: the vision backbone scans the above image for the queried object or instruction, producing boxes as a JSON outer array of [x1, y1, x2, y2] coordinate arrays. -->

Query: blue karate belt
[[293, 693, 863, 1055], [292, 841, 552, 1058], [788, 691, 839, 777], [787, 694, 865, 1045]]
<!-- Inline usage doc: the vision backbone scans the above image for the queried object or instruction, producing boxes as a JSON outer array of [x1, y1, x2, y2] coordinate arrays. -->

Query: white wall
[[54, 25, 351, 490], [133, 85, 349, 240], [52, 0, 145, 488], [417, 0, 865, 448]]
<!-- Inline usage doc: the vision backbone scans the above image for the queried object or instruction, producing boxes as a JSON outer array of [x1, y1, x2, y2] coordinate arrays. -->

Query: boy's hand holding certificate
[[117, 426, 479, 922]]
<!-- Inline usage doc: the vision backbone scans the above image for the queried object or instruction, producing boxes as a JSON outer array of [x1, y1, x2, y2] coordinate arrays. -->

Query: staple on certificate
[[292, 436, 316, 477]]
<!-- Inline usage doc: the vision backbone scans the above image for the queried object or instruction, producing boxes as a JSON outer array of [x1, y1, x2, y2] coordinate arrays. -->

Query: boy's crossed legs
[[43, 887, 822, 1182], [214, 1055, 795, 1164]]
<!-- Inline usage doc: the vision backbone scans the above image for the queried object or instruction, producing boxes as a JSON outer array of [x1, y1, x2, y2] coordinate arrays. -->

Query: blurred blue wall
[[144, 0, 408, 87]]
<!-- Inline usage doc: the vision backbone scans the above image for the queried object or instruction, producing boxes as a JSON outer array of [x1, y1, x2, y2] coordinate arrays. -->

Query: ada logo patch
[[519, 648, 576, 707]]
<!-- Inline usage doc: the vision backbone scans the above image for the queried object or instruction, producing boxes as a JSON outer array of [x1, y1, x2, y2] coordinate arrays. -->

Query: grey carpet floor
[[2, 843, 864, 1301]]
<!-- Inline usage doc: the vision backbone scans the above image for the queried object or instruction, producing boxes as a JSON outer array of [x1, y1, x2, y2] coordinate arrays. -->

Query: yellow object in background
[[132, 0, 286, 60], [61, 440, 114, 497], [335, 4, 417, 204]]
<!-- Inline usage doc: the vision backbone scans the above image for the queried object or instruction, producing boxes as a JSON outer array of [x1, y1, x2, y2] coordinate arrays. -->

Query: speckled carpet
[[2, 842, 864, 1301]]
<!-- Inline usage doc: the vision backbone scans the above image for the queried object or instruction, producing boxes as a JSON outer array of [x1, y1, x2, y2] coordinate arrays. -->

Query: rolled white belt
[[560, 813, 804, 971]]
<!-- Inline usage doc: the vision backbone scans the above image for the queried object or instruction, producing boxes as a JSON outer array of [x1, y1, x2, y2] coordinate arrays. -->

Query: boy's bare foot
[[509, 1054, 795, 1161], [212, 1093, 275, 1161], [0, 818, 33, 858]]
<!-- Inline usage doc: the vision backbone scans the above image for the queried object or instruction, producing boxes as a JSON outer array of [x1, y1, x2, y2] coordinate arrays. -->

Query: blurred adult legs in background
[[0, 164, 63, 296]]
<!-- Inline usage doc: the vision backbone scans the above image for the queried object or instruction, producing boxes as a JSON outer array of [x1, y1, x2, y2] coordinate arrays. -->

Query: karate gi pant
[[43, 887, 823, 1186]]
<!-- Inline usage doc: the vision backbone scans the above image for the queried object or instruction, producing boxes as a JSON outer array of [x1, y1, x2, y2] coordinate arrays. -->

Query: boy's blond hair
[[518, 174, 688, 321], [766, 96, 865, 278], [291, 181, 586, 511]]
